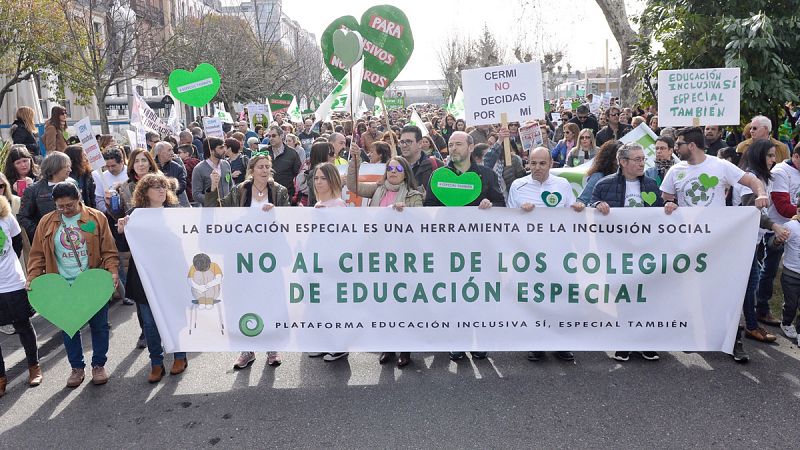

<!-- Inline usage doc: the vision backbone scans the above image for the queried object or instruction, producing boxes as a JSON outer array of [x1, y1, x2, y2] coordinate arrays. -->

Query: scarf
[[655, 158, 674, 180], [371, 180, 406, 207]]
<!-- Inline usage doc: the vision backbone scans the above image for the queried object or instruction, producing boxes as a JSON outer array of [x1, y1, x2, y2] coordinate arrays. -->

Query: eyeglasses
[[674, 142, 688, 149], [398, 139, 415, 146], [609, 113, 619, 117], [624, 157, 646, 163], [269, 134, 279, 138], [386, 165, 404, 173], [55, 201, 79, 211]]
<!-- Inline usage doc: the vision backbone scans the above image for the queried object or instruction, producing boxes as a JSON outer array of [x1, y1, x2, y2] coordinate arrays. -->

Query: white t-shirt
[[0, 215, 25, 293], [93, 167, 129, 212], [507, 174, 576, 208], [624, 180, 643, 207], [661, 156, 745, 207], [250, 196, 270, 209], [782, 219, 800, 273], [734, 177, 772, 239], [767, 161, 800, 224]]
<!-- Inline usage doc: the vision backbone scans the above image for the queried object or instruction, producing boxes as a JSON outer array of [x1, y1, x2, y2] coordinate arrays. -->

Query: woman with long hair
[[116, 174, 187, 382], [97, 135, 117, 151], [65, 145, 96, 209], [551, 123, 580, 167], [117, 149, 160, 218], [205, 154, 288, 369], [419, 135, 443, 160], [441, 114, 456, 144], [455, 119, 467, 132], [43, 106, 68, 154], [312, 162, 347, 208], [11, 106, 39, 155], [737, 139, 788, 343], [296, 142, 333, 207], [3, 145, 39, 197], [566, 129, 599, 167], [577, 141, 621, 205]]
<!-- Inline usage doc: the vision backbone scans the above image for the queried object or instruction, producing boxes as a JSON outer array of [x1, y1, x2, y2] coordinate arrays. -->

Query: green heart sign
[[641, 191, 657, 206], [267, 93, 295, 115], [321, 5, 414, 97], [430, 168, 482, 206], [333, 29, 364, 68], [168, 63, 221, 108], [698, 173, 719, 189], [541, 191, 563, 207], [28, 269, 115, 337], [80, 221, 96, 233]]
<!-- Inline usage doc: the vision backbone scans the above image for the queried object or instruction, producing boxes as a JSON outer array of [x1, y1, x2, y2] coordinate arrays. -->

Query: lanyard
[[62, 220, 84, 272]]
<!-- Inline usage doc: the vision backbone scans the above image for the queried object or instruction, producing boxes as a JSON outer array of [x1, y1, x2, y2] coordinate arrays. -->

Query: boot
[[28, 364, 42, 387], [148, 365, 165, 383], [0, 376, 6, 397]]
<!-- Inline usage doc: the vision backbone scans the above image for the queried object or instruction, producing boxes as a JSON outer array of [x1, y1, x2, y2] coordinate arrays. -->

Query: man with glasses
[[238, 121, 259, 144], [399, 125, 437, 190], [27, 182, 119, 388], [596, 106, 632, 147], [568, 105, 599, 135], [661, 126, 769, 363], [736, 115, 790, 161], [264, 126, 301, 203]]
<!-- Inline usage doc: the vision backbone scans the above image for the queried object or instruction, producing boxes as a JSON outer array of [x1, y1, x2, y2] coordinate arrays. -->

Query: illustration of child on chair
[[187, 253, 225, 335]]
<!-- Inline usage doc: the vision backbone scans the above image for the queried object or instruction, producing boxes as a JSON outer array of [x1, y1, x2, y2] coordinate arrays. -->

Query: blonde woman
[[566, 129, 599, 167], [11, 106, 39, 155]]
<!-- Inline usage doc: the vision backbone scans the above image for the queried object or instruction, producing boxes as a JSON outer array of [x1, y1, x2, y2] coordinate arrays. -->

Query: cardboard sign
[[657, 68, 741, 126], [246, 103, 270, 131], [168, 63, 221, 107], [202, 117, 224, 139], [519, 122, 543, 155], [74, 117, 104, 171], [461, 62, 545, 126]]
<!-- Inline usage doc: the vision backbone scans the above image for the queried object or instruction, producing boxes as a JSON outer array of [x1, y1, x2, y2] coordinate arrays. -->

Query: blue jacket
[[590, 170, 663, 208]]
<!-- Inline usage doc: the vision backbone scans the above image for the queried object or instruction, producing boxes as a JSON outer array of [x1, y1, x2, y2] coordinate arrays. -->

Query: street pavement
[[2, 301, 800, 448]]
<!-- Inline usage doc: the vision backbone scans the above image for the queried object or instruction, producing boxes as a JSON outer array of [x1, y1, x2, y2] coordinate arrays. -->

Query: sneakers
[[612, 351, 631, 361], [732, 339, 749, 363], [307, 352, 325, 357], [780, 323, 798, 340], [526, 351, 545, 361], [449, 352, 466, 361], [323, 352, 349, 362], [756, 312, 781, 326], [28, 364, 43, 386], [233, 351, 256, 370], [91, 366, 109, 385], [745, 327, 777, 343], [267, 352, 282, 367], [640, 351, 660, 361], [66, 368, 85, 388]]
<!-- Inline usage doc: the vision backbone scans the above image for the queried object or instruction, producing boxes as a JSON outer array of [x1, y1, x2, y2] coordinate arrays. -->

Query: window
[[136, 86, 144, 96], [151, 87, 159, 96]]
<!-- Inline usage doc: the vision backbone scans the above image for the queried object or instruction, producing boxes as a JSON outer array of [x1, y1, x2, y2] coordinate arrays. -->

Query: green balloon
[[28, 269, 115, 338], [168, 63, 221, 108], [430, 168, 483, 206], [321, 5, 414, 97], [332, 29, 364, 68]]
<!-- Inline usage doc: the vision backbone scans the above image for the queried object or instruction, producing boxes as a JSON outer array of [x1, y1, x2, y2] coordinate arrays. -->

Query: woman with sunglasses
[[551, 123, 580, 168], [566, 129, 599, 167], [347, 150, 423, 368]]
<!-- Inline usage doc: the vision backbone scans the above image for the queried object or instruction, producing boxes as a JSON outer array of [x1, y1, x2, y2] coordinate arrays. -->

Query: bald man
[[506, 147, 585, 212]]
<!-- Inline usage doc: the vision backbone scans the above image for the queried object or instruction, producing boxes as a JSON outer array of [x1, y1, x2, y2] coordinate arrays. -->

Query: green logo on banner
[[168, 63, 221, 107]]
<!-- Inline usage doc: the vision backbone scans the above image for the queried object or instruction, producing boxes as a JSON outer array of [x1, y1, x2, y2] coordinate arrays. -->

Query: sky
[[279, 0, 646, 81]]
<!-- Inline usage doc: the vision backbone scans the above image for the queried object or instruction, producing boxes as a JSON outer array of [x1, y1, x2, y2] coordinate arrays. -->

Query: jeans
[[755, 232, 784, 315], [62, 304, 109, 369], [0, 319, 38, 377], [139, 303, 186, 367], [780, 267, 800, 327], [742, 251, 762, 330]]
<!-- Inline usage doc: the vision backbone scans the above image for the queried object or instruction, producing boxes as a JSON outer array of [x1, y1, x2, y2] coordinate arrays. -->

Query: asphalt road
[[2, 302, 800, 449]]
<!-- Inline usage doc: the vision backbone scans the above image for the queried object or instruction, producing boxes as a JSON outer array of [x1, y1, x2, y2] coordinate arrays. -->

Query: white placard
[[125, 129, 138, 149], [202, 117, 224, 139], [74, 117, 104, 171], [658, 68, 741, 126], [461, 62, 546, 125], [125, 207, 758, 353], [246, 103, 270, 132]]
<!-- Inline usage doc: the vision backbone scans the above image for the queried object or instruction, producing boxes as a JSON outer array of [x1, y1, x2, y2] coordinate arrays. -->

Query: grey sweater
[[192, 159, 233, 206]]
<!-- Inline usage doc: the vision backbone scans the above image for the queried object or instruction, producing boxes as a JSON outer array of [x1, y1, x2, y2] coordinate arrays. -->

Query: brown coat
[[736, 137, 789, 161], [27, 204, 119, 282], [43, 122, 68, 154]]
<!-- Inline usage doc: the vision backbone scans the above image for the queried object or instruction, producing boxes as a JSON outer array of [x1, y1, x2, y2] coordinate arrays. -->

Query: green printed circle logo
[[627, 196, 644, 207], [676, 171, 686, 181], [239, 313, 264, 337], [541, 191, 562, 207], [685, 179, 714, 206]]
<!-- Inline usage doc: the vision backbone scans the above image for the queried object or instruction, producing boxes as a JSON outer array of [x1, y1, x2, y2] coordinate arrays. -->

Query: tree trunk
[[595, 0, 638, 107]]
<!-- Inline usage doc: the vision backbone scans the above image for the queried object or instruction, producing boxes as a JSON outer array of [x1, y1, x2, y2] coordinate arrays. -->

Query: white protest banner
[[519, 122, 543, 155], [125, 129, 138, 149], [131, 91, 173, 137], [600, 92, 611, 111], [74, 117, 104, 171], [658, 68, 740, 126], [590, 95, 603, 115], [125, 207, 758, 353], [214, 109, 234, 124], [246, 103, 270, 132], [461, 62, 545, 125], [620, 123, 661, 169], [338, 163, 386, 207], [202, 117, 224, 139]]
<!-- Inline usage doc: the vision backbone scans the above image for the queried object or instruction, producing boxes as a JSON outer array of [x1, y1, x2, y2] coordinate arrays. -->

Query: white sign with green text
[[658, 68, 741, 126]]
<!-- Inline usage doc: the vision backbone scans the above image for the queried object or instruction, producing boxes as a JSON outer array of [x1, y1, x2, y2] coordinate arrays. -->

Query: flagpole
[[349, 68, 360, 185]]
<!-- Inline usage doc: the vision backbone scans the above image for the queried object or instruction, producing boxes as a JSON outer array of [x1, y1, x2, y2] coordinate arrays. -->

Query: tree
[[629, 0, 800, 127], [0, 0, 72, 111], [595, 0, 638, 107], [43, 0, 173, 133], [475, 24, 504, 67], [437, 33, 475, 101]]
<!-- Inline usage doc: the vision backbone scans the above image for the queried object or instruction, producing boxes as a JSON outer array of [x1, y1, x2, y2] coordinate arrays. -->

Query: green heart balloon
[[698, 173, 719, 189], [430, 168, 483, 206], [28, 269, 115, 337], [641, 191, 657, 206], [541, 191, 563, 207], [168, 63, 221, 108], [333, 29, 364, 68], [321, 5, 414, 97], [267, 93, 295, 115]]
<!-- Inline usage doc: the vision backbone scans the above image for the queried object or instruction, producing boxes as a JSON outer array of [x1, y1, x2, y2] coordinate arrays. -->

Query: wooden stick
[[692, 117, 700, 127], [501, 112, 512, 166]]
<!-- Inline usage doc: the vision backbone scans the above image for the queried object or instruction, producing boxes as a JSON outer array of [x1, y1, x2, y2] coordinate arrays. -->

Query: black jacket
[[11, 119, 39, 155], [424, 162, 506, 207], [590, 170, 663, 208], [18, 179, 57, 239], [267, 145, 301, 201], [411, 155, 436, 192], [596, 124, 633, 147], [569, 116, 600, 136]]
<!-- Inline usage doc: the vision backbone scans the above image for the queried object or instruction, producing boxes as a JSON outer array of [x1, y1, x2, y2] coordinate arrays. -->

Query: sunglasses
[[386, 165, 404, 173], [269, 134, 279, 138]]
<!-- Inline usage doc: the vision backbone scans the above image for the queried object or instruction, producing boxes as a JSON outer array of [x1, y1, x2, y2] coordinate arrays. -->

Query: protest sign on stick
[[75, 117, 104, 171], [657, 68, 740, 127]]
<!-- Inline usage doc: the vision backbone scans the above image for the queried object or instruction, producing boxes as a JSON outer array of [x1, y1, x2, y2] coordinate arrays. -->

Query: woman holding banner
[[116, 173, 188, 382], [205, 154, 288, 369], [347, 148, 423, 368]]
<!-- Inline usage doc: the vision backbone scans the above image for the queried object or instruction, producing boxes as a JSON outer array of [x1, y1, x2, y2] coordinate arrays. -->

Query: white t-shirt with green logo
[[55, 214, 89, 284], [661, 156, 745, 207], [507, 174, 577, 208], [0, 215, 25, 293], [767, 161, 800, 224], [624, 180, 644, 207]]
